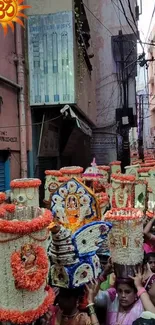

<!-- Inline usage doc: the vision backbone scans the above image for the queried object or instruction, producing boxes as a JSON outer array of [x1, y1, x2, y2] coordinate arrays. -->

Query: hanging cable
[[118, 0, 138, 36], [118, 0, 144, 52], [127, 0, 137, 28], [83, 3, 114, 36], [0, 115, 62, 129], [111, 0, 129, 37]]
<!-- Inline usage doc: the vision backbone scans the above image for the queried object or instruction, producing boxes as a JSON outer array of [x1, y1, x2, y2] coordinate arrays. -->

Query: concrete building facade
[[84, 0, 138, 165], [25, 0, 97, 201]]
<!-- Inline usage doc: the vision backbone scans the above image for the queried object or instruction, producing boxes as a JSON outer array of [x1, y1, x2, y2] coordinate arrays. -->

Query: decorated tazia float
[[105, 208, 144, 278], [107, 173, 147, 212], [125, 164, 140, 179], [44, 170, 62, 208], [95, 192, 110, 219], [109, 161, 121, 174], [146, 167, 155, 215], [0, 177, 55, 324], [10, 178, 41, 207], [138, 167, 151, 181], [110, 174, 136, 208], [60, 166, 83, 182], [82, 158, 103, 193], [48, 177, 112, 288], [97, 165, 110, 184]]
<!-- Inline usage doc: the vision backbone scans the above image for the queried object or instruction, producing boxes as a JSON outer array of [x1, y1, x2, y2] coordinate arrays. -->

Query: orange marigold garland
[[111, 173, 136, 182], [0, 286, 55, 324], [10, 179, 41, 188], [2, 204, 16, 213], [0, 207, 6, 218], [0, 209, 52, 234], [109, 161, 121, 166], [45, 170, 62, 176], [0, 192, 6, 203], [11, 246, 48, 291], [60, 166, 83, 174]]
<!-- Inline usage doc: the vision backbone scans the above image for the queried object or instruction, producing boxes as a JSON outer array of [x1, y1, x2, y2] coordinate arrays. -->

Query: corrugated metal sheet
[[0, 161, 5, 191]]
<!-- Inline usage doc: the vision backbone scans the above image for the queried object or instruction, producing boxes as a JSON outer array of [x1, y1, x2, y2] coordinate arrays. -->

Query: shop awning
[[62, 106, 92, 156], [68, 106, 92, 137]]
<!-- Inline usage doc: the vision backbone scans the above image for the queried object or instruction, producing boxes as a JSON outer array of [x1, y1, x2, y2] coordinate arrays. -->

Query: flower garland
[[45, 170, 62, 176], [0, 208, 6, 218], [145, 159, 155, 163], [58, 176, 70, 182], [0, 192, 6, 202], [1, 204, 16, 213], [11, 246, 48, 291], [0, 209, 52, 234], [146, 211, 154, 218], [111, 173, 136, 183], [0, 286, 55, 324], [98, 165, 110, 171], [105, 208, 142, 221], [132, 160, 142, 165], [10, 179, 41, 188], [109, 161, 121, 166], [60, 166, 83, 174], [138, 167, 151, 173], [141, 162, 155, 167], [82, 173, 102, 179]]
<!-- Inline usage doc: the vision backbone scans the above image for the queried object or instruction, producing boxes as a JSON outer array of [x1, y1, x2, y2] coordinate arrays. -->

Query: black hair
[[115, 278, 137, 293], [132, 318, 155, 325], [57, 286, 85, 300], [145, 253, 155, 263]]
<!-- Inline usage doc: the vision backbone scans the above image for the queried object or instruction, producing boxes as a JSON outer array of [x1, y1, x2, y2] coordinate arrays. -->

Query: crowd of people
[[30, 215, 155, 325], [1, 162, 155, 325]]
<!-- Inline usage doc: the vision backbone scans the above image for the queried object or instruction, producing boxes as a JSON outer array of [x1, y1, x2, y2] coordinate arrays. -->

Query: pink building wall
[[0, 28, 21, 180]]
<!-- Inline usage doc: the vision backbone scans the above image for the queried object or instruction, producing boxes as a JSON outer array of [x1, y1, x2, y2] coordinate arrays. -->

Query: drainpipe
[[15, 24, 27, 178]]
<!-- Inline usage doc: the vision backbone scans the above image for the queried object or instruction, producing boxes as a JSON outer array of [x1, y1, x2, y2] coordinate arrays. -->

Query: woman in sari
[[95, 278, 143, 325]]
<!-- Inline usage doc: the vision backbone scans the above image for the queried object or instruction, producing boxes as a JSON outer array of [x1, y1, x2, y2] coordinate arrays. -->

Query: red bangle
[[137, 288, 146, 297]]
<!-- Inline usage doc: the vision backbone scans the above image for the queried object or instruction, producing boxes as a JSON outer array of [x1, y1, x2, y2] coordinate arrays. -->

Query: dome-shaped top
[[82, 158, 102, 180]]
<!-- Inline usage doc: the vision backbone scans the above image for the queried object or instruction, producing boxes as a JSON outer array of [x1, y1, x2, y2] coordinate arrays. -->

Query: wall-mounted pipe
[[0, 75, 21, 90], [15, 24, 27, 178]]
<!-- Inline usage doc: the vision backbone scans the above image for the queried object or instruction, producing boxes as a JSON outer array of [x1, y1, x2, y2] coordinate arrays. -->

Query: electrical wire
[[117, 0, 145, 52], [112, 0, 137, 29], [118, 0, 138, 36], [83, 2, 114, 36], [111, 0, 129, 37], [96, 82, 120, 117], [83, 0, 150, 125], [0, 114, 62, 129], [127, 0, 137, 28], [112, 0, 138, 62]]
